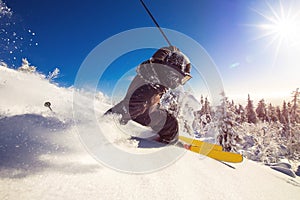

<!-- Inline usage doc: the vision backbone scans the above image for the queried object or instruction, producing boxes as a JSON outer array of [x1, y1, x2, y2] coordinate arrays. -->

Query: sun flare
[[253, 1, 300, 49]]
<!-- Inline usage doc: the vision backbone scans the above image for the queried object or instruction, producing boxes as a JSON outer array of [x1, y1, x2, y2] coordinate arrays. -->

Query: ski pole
[[139, 0, 172, 46]]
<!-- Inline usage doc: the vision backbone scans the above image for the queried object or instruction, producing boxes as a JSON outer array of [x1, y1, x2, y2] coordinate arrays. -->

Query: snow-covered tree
[[195, 90, 300, 163], [286, 123, 300, 161], [256, 99, 267, 122], [197, 97, 212, 126], [281, 101, 289, 125], [47, 68, 60, 81], [267, 103, 278, 123], [234, 104, 247, 123], [290, 88, 299, 123], [246, 94, 258, 124], [17, 58, 36, 73], [276, 106, 284, 124], [215, 92, 241, 152]]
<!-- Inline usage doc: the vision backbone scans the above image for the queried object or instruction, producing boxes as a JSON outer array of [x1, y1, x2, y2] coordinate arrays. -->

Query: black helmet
[[151, 46, 192, 85]]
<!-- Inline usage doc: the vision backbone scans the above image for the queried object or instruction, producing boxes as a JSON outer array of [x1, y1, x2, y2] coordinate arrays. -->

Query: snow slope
[[0, 67, 300, 200]]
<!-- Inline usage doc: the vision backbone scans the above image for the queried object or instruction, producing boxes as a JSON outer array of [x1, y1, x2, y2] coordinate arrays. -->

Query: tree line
[[193, 88, 300, 164]]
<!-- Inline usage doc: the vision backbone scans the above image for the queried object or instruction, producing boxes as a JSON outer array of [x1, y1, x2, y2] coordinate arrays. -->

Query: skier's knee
[[150, 110, 178, 144]]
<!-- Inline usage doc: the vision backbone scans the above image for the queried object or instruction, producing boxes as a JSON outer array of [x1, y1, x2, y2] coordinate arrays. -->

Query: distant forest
[[165, 88, 300, 165], [196, 88, 300, 164]]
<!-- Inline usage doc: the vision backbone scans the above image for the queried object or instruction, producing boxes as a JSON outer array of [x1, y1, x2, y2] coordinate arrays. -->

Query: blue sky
[[1, 0, 300, 104]]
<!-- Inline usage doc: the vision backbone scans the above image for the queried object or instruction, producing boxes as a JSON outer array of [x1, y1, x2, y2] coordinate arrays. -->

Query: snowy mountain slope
[[0, 66, 300, 200]]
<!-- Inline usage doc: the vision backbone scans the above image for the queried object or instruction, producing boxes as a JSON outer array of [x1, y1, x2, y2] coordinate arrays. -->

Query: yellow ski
[[179, 136, 223, 151], [131, 135, 243, 163], [179, 136, 243, 163], [187, 145, 243, 163]]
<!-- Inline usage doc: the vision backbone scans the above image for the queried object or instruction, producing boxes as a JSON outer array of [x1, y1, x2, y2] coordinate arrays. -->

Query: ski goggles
[[178, 63, 192, 85], [168, 71, 192, 85], [181, 73, 192, 85]]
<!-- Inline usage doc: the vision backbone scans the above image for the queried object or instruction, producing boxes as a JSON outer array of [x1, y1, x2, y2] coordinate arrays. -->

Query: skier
[[105, 46, 192, 144]]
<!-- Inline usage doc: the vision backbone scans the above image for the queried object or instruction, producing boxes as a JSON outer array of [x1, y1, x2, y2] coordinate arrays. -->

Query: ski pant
[[133, 107, 178, 144], [105, 85, 178, 144]]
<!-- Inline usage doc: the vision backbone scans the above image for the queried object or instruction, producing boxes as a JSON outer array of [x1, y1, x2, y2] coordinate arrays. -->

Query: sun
[[252, 1, 300, 50], [271, 17, 297, 39]]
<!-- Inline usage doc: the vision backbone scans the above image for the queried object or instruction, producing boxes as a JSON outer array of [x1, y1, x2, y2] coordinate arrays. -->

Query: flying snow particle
[[0, 0, 13, 18]]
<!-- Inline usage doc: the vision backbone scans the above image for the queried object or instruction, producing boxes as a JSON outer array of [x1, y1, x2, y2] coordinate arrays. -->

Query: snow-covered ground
[[0, 66, 300, 200]]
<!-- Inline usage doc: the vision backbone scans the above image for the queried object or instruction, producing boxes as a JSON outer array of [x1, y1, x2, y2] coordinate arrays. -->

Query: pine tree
[[282, 101, 289, 124], [267, 103, 278, 122], [234, 104, 246, 123], [256, 99, 267, 122], [291, 88, 299, 123], [246, 94, 258, 124], [203, 98, 212, 115], [197, 97, 212, 126], [200, 95, 204, 105], [276, 106, 284, 124], [215, 92, 240, 152], [281, 101, 292, 139]]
